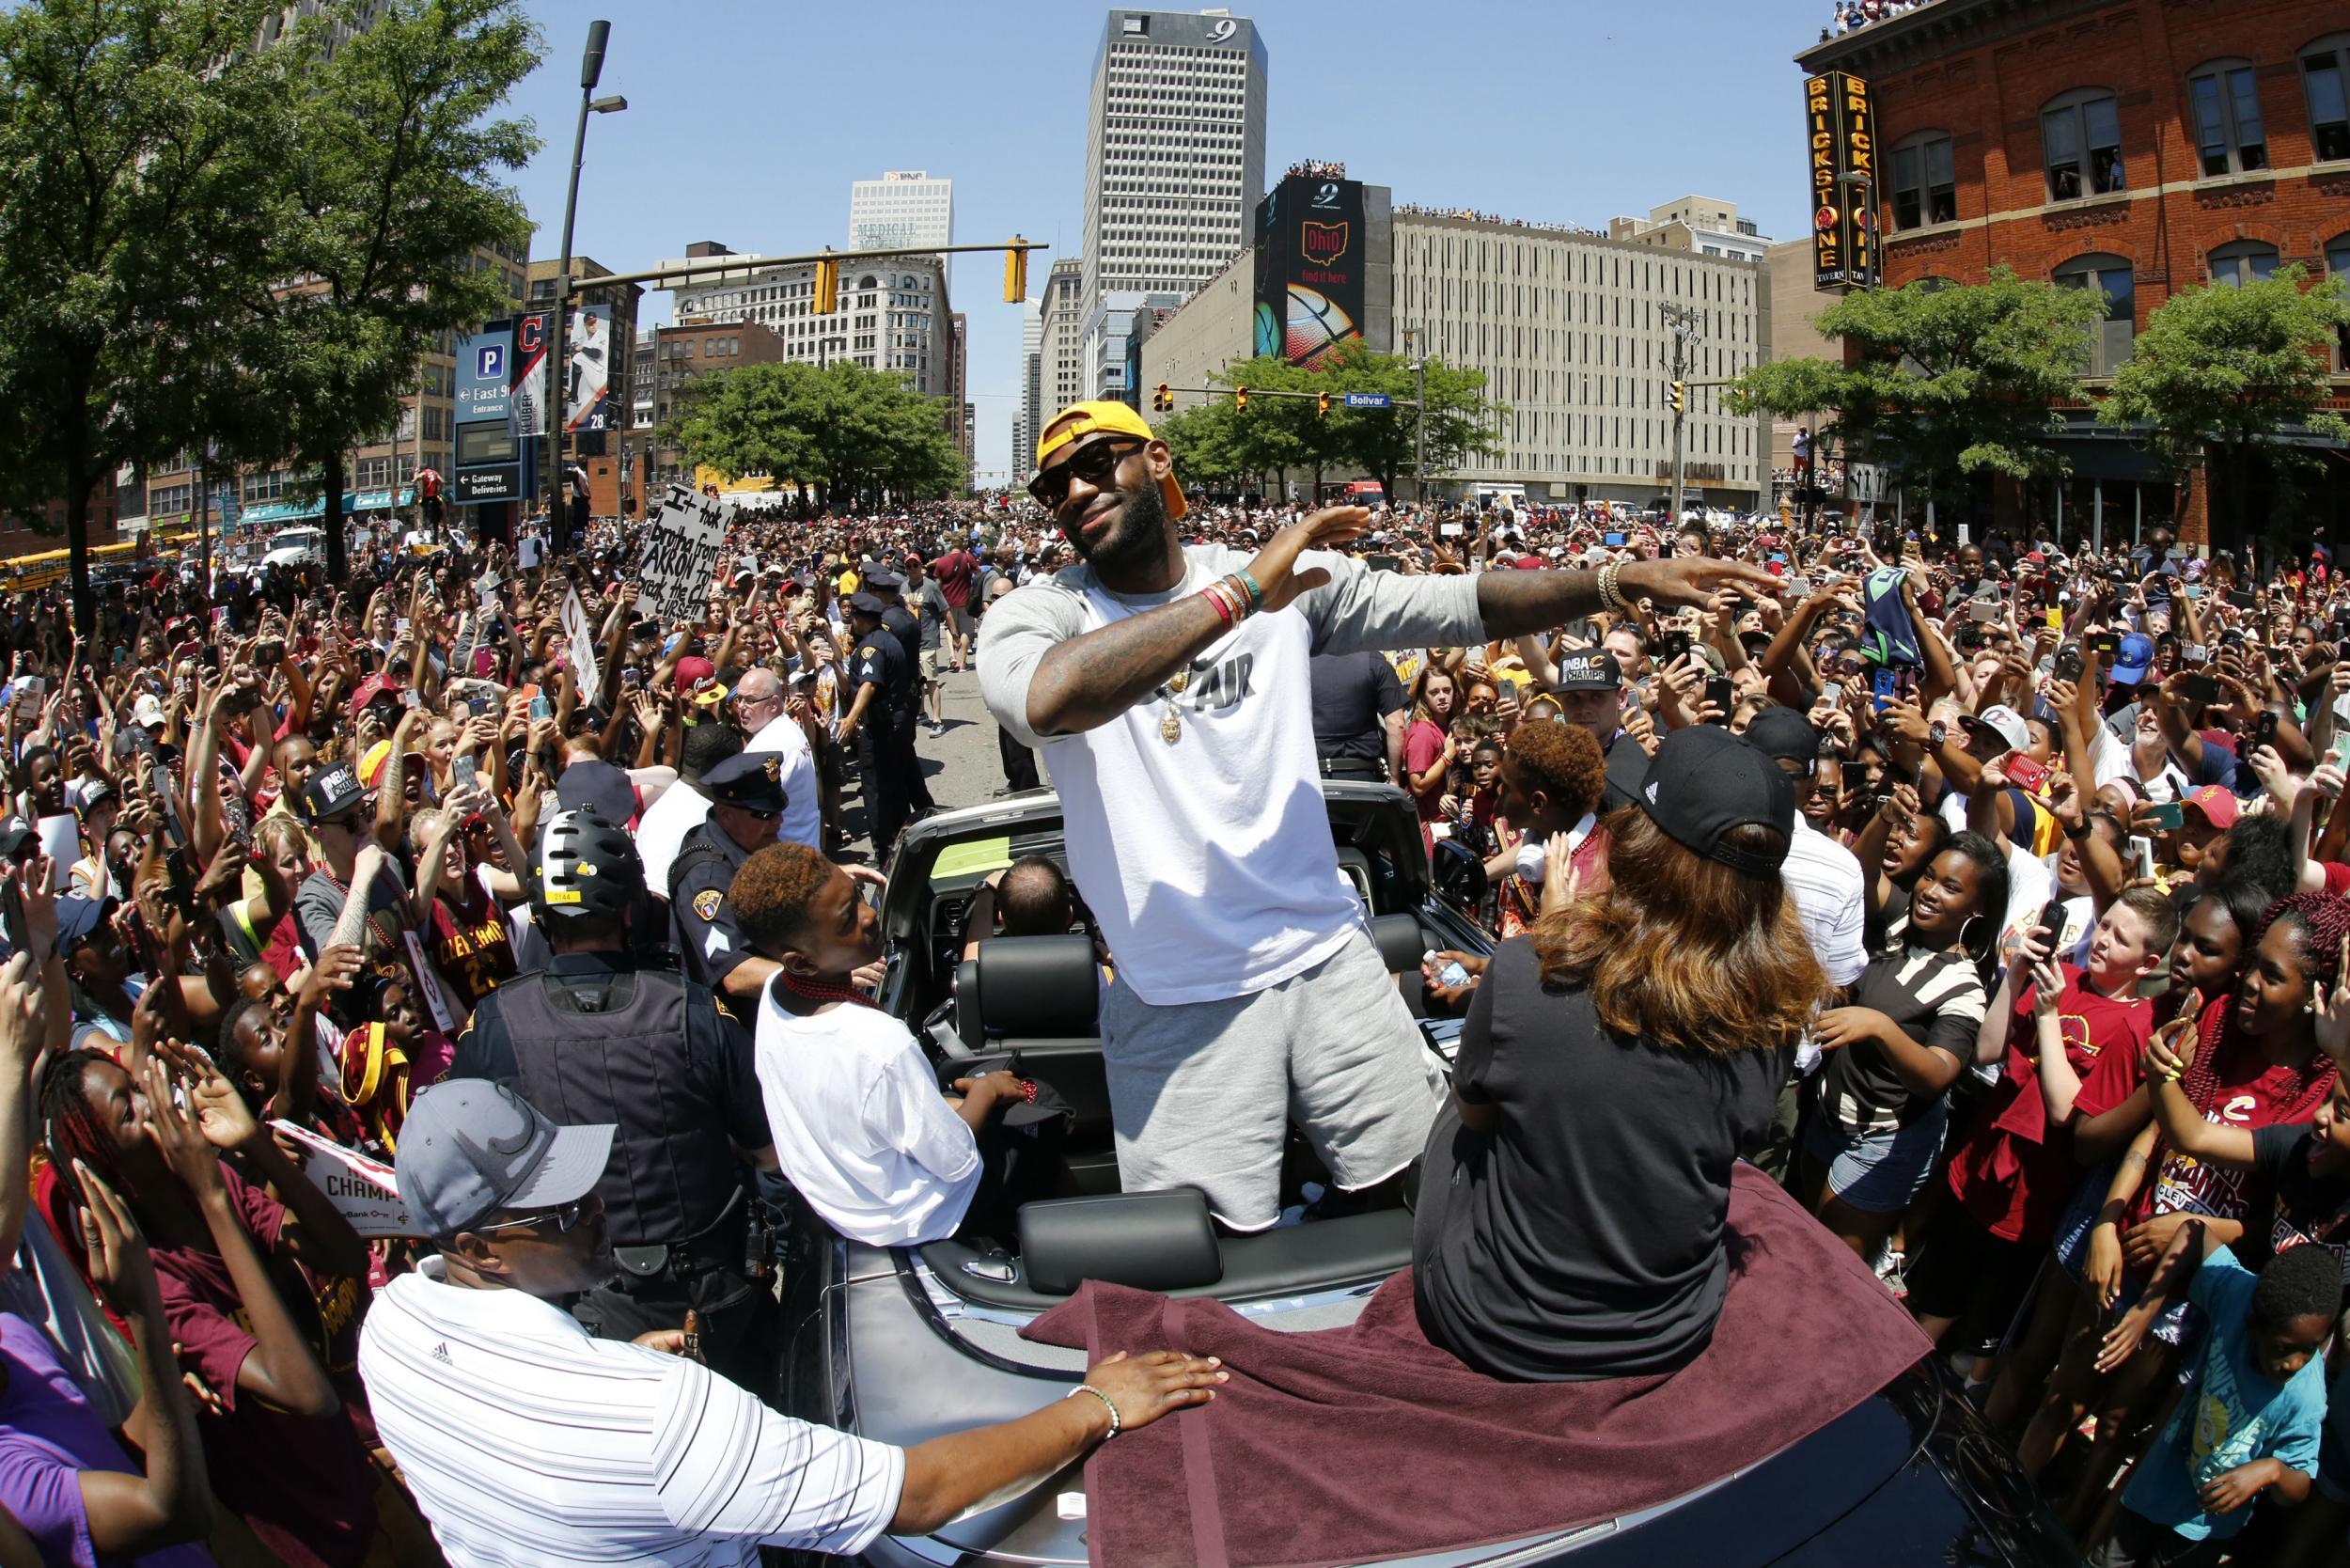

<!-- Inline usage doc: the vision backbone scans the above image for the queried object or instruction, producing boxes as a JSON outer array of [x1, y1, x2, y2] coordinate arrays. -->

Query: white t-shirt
[[745, 713, 823, 853], [752, 983, 980, 1247], [2089, 722, 2188, 805], [979, 546, 1482, 1005], [1782, 819, 1869, 987], [360, 1260, 901, 1564], [637, 779, 712, 897]]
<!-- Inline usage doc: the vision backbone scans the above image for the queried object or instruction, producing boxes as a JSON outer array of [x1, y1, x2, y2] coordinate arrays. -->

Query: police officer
[[859, 566, 937, 819], [448, 807, 781, 1390], [837, 591, 916, 858], [667, 750, 788, 1006]]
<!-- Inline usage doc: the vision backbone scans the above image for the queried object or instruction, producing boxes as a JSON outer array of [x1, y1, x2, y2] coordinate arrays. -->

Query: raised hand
[[155, 1039, 261, 1154], [1243, 508, 1373, 615], [73, 1164, 161, 1316]]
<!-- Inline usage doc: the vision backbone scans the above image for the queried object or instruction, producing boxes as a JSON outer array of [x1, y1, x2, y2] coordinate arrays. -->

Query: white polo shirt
[[752, 982, 981, 1247], [637, 778, 712, 897], [746, 712, 824, 853], [358, 1260, 901, 1565], [1782, 819, 1869, 988]]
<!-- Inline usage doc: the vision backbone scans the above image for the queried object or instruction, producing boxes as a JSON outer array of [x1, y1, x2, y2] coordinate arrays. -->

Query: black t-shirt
[[1814, 945, 1987, 1134], [2251, 1122, 2350, 1286], [1307, 652, 1404, 762], [1413, 936, 1788, 1382]]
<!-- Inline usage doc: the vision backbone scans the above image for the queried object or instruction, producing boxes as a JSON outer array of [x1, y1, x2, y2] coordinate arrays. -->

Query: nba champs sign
[[1254, 173, 1368, 368]]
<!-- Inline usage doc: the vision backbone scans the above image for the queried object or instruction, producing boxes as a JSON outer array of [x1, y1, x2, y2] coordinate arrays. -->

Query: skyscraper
[[850, 171, 953, 254], [1078, 8, 1267, 400], [1015, 296, 1045, 478]]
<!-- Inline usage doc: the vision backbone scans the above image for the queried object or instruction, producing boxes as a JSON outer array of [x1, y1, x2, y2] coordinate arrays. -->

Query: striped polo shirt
[[358, 1259, 902, 1565]]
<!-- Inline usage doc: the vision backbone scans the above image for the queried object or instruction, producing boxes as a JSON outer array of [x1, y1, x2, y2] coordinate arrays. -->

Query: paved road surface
[[832, 664, 1036, 862]]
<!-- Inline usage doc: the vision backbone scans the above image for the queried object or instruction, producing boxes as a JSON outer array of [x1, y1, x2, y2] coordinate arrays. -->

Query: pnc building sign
[[1807, 71, 1876, 290]]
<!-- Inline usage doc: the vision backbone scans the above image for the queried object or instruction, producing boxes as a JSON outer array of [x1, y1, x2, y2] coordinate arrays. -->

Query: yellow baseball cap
[[1034, 400, 1186, 521]]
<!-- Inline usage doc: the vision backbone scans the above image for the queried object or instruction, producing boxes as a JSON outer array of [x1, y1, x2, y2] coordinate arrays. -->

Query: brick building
[[1796, 0, 2350, 549]]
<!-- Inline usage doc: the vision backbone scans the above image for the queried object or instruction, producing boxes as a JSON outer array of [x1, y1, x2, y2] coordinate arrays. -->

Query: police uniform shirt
[[852, 628, 912, 727], [448, 950, 771, 1247], [878, 604, 920, 664], [669, 818, 757, 990]]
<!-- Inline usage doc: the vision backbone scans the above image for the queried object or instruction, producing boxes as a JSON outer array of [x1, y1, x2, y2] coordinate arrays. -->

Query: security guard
[[448, 807, 781, 1390], [860, 566, 937, 818], [667, 749, 787, 1007], [836, 591, 916, 858]]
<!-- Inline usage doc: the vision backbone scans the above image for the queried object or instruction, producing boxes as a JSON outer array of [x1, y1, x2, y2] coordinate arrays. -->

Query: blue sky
[[506, 0, 1829, 484]]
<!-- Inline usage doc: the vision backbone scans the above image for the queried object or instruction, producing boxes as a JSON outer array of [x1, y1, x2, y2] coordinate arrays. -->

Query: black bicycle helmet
[[528, 806, 643, 925]]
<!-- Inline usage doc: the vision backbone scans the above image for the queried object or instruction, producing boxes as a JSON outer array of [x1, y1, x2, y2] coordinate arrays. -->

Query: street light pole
[[546, 20, 623, 558], [1664, 303, 1700, 528], [1404, 328, 1427, 507]]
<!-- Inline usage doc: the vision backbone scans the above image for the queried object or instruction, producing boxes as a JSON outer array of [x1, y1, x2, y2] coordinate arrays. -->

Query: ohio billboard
[[1254, 174, 1367, 368]]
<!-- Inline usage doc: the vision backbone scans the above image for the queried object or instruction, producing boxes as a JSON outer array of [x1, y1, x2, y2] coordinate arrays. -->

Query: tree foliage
[[2097, 266, 2350, 541], [0, 0, 540, 629], [662, 361, 965, 508], [236, 0, 541, 586], [1154, 347, 1503, 502], [1725, 268, 2106, 518], [0, 0, 284, 634]]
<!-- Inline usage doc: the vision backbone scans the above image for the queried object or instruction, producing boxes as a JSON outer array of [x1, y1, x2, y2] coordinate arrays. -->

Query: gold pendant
[[1167, 668, 1189, 696], [1160, 709, 1183, 745]]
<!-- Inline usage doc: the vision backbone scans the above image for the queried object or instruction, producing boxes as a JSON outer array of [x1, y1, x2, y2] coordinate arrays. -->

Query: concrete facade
[[1033, 259, 1089, 478], [661, 242, 956, 401]]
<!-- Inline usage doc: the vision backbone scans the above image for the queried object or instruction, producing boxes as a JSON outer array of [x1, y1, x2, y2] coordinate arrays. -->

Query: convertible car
[[774, 782, 2079, 1567]]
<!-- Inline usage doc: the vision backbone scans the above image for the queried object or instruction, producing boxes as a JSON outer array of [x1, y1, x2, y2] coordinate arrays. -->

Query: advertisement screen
[[1254, 175, 1367, 368], [564, 304, 612, 433]]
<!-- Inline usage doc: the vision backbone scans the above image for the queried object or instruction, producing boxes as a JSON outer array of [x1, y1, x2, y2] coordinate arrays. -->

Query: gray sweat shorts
[[1099, 928, 1444, 1231]]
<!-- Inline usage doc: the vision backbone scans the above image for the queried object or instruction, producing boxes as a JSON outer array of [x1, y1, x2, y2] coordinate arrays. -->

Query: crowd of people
[[0, 383, 2342, 1565], [1826, 0, 1937, 38]]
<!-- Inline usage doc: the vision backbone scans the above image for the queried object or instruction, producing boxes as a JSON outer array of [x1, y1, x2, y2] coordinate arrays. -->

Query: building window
[[2208, 240, 2280, 287], [1890, 132, 1957, 229], [2054, 254, 2135, 376], [2186, 60, 2267, 176], [2307, 35, 2350, 162], [2042, 89, 2125, 200]]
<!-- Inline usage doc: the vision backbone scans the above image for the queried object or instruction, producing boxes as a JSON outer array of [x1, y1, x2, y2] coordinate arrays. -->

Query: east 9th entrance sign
[[1807, 71, 1875, 290]]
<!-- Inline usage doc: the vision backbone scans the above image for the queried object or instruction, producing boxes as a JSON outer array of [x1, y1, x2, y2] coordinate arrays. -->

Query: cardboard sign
[[635, 484, 728, 625], [270, 1119, 419, 1238], [559, 588, 601, 696]]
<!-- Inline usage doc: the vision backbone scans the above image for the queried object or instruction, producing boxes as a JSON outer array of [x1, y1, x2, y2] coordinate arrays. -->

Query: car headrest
[[1020, 1188, 1222, 1296], [1368, 913, 1423, 975], [974, 933, 1100, 1039]]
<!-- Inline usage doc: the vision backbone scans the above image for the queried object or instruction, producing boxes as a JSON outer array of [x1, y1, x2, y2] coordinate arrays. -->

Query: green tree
[[235, 0, 540, 587], [2096, 266, 2350, 546], [663, 360, 964, 508], [1725, 268, 2106, 523], [0, 0, 283, 636], [1190, 349, 1504, 503]]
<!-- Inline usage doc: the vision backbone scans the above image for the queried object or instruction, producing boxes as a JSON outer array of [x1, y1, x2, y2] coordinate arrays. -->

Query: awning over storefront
[[240, 486, 413, 525]]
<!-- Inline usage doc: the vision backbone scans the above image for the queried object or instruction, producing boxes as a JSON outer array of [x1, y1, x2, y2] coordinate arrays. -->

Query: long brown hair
[[1531, 807, 1826, 1055]]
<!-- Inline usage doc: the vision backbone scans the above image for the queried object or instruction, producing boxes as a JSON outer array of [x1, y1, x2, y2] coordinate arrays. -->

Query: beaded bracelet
[[1067, 1383, 1122, 1439]]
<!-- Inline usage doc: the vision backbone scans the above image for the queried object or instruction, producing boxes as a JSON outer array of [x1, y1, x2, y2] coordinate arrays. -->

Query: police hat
[[862, 569, 905, 593], [845, 591, 887, 617], [703, 750, 788, 815]]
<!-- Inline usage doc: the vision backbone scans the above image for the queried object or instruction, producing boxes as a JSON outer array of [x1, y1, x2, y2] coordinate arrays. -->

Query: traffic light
[[813, 252, 838, 316], [1153, 383, 1171, 413], [1234, 386, 1248, 412], [1668, 380, 1685, 416], [1004, 238, 1028, 305], [1317, 392, 1332, 417]]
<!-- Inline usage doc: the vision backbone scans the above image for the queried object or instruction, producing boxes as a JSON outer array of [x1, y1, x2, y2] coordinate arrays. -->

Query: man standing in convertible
[[979, 401, 1771, 1231]]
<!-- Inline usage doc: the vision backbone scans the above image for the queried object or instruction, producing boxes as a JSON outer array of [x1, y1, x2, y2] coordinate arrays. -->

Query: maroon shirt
[[933, 549, 978, 609]]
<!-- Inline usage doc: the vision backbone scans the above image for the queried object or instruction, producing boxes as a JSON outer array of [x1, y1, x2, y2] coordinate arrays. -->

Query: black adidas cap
[[1637, 726, 1794, 876]]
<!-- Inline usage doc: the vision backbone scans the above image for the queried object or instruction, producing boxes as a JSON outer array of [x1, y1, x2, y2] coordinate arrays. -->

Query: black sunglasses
[[474, 1199, 589, 1236], [1027, 436, 1143, 512]]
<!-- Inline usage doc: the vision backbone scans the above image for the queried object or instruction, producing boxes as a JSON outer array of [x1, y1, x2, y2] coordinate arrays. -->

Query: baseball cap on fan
[[394, 1079, 614, 1241], [1637, 726, 1794, 876], [1034, 400, 1188, 522]]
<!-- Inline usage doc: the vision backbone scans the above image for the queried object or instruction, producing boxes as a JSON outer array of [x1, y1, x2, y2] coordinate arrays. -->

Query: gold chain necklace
[[1160, 666, 1188, 745]]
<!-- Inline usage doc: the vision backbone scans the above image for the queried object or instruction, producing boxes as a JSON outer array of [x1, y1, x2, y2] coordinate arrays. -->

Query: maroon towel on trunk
[[1022, 1164, 1933, 1568]]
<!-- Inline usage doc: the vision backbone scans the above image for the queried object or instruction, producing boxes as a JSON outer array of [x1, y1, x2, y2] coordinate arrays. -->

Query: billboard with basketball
[[1255, 175, 1368, 368]]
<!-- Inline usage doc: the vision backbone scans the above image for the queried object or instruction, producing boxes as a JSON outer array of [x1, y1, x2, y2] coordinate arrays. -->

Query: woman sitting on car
[[1413, 726, 1827, 1381]]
